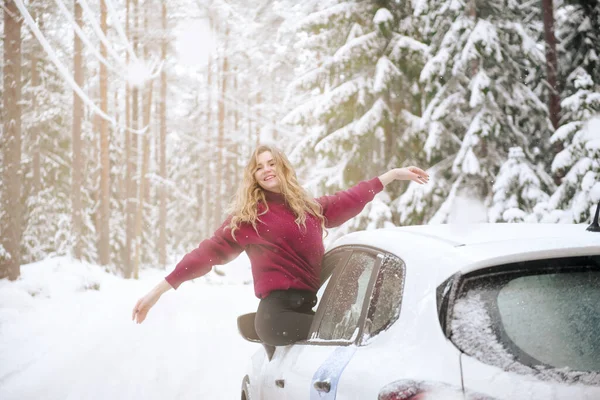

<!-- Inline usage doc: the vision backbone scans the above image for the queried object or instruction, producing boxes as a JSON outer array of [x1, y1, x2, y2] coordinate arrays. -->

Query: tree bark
[[31, 13, 40, 194], [233, 72, 240, 184], [158, 0, 167, 267], [1, 0, 23, 280], [133, 81, 153, 279], [124, 0, 132, 270], [72, 0, 84, 260], [203, 27, 213, 237], [126, 0, 139, 278], [143, 5, 151, 203], [216, 27, 229, 223], [542, 0, 561, 129], [98, 0, 111, 265]]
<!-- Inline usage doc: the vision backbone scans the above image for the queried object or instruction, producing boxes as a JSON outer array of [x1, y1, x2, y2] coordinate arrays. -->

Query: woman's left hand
[[395, 166, 429, 184], [378, 166, 430, 187]]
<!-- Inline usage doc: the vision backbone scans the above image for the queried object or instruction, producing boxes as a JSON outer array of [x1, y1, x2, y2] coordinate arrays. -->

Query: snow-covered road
[[0, 257, 260, 400]]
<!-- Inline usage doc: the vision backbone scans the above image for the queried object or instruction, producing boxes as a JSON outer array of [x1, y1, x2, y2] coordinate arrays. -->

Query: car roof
[[330, 223, 600, 282]]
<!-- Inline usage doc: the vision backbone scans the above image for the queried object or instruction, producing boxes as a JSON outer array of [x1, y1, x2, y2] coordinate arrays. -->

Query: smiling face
[[254, 151, 281, 193]]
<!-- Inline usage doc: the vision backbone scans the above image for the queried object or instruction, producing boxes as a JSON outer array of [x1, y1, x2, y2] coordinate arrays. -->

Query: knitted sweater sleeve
[[165, 218, 243, 289], [316, 177, 384, 228]]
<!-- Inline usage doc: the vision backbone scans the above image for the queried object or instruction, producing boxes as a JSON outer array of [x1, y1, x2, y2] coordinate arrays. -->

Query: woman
[[132, 145, 429, 346]]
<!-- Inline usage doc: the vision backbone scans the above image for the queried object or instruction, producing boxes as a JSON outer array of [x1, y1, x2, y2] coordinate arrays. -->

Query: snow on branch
[[373, 8, 393, 25], [295, 2, 355, 32], [468, 70, 491, 108], [315, 121, 357, 154], [354, 98, 391, 136], [374, 56, 401, 93], [281, 97, 319, 125], [314, 76, 370, 119], [331, 31, 386, 68], [13, 0, 149, 135], [389, 33, 429, 61], [288, 66, 326, 94], [501, 21, 545, 63]]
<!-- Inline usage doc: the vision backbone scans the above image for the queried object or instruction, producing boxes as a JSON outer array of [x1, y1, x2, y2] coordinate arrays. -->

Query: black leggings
[[255, 289, 317, 346]]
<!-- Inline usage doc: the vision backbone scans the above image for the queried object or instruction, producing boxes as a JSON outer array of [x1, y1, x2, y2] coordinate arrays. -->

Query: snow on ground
[[0, 255, 260, 400]]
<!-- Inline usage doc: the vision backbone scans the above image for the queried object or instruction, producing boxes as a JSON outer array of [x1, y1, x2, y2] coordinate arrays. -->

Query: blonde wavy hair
[[227, 145, 326, 240]]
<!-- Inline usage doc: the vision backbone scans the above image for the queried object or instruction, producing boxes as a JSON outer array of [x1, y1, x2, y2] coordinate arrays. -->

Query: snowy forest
[[0, 0, 599, 280]]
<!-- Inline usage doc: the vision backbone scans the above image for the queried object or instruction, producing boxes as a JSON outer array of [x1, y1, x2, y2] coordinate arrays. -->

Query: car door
[[280, 248, 383, 400], [259, 248, 353, 399], [449, 256, 600, 399]]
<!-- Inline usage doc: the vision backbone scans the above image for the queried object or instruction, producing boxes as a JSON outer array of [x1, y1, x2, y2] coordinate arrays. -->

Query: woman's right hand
[[132, 279, 173, 324]]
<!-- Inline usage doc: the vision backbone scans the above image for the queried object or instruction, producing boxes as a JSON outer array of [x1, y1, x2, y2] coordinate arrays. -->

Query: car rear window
[[449, 256, 600, 385], [497, 271, 600, 371]]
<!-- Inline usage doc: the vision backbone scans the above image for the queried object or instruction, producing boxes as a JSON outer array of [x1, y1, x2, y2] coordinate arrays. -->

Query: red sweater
[[165, 177, 384, 298]]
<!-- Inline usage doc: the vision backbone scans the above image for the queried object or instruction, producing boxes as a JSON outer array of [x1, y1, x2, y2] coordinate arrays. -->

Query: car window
[[450, 256, 600, 382], [319, 249, 350, 285], [496, 271, 600, 371], [362, 254, 405, 344], [315, 251, 378, 342]]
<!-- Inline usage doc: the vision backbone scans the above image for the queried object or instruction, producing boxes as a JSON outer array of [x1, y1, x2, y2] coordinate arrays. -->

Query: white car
[[238, 220, 600, 400]]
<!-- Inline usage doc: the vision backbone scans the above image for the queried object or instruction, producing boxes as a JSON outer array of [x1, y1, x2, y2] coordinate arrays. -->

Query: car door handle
[[313, 380, 331, 393], [275, 379, 285, 388]]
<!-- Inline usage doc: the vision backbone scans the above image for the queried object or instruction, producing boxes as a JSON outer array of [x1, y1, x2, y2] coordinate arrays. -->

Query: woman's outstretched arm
[[378, 166, 429, 186], [132, 217, 243, 324], [132, 279, 172, 324], [317, 166, 429, 228]]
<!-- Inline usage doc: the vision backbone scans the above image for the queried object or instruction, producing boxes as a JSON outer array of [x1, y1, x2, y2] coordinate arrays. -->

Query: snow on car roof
[[331, 223, 599, 280], [397, 223, 595, 245]]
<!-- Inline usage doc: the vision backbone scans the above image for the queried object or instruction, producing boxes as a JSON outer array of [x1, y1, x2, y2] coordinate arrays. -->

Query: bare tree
[[1, 0, 23, 280], [98, 0, 111, 265], [133, 80, 154, 278], [72, 0, 84, 259], [124, 0, 132, 270], [203, 17, 214, 237], [30, 12, 41, 194], [125, 0, 139, 278], [158, 0, 168, 266], [216, 26, 229, 223]]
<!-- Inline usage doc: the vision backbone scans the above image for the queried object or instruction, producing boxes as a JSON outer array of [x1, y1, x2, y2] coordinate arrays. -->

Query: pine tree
[[489, 147, 553, 223], [399, 0, 553, 225], [283, 0, 427, 237], [545, 0, 600, 223]]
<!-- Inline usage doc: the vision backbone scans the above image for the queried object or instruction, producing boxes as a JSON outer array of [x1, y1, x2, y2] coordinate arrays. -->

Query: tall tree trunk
[[203, 34, 213, 237], [247, 93, 252, 151], [158, 0, 168, 267], [542, 0, 561, 129], [126, 0, 139, 278], [1, 0, 23, 280], [31, 14, 41, 194], [233, 73, 240, 185], [143, 5, 151, 203], [72, 1, 84, 259], [133, 81, 153, 279], [216, 27, 229, 223], [98, 0, 111, 265], [124, 0, 132, 270]]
